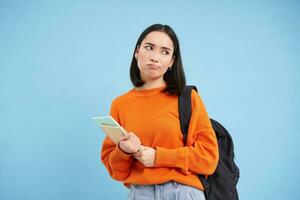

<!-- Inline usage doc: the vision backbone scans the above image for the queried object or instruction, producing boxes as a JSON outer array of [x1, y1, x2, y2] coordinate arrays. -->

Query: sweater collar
[[129, 85, 167, 96]]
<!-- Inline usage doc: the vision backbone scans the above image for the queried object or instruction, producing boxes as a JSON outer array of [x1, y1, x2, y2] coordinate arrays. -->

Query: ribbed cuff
[[114, 145, 134, 160]]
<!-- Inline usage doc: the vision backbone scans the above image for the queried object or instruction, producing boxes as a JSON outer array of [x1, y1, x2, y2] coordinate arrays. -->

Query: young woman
[[101, 24, 219, 200]]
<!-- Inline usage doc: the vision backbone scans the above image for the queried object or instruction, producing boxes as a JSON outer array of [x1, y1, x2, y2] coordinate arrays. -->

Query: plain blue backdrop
[[1, 1, 299, 199]]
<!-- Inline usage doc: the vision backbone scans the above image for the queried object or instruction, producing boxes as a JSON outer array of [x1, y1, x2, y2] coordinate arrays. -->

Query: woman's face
[[135, 31, 174, 83]]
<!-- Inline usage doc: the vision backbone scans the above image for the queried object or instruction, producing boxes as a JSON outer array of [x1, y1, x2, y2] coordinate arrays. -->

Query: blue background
[[1, 1, 299, 199]]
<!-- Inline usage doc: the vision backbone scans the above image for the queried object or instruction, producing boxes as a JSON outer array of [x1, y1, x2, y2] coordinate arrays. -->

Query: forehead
[[141, 31, 174, 50]]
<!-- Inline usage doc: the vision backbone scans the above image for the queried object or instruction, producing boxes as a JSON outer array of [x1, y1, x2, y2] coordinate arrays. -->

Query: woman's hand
[[118, 132, 141, 154], [133, 145, 156, 167]]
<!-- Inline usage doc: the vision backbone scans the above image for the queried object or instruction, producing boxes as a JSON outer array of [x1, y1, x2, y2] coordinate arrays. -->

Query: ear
[[135, 46, 140, 59]]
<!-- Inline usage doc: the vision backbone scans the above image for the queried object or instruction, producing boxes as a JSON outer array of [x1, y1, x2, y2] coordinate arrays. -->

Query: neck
[[137, 79, 166, 90]]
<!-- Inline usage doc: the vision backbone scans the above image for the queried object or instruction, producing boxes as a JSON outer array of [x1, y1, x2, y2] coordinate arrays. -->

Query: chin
[[141, 71, 164, 80], [147, 73, 162, 78]]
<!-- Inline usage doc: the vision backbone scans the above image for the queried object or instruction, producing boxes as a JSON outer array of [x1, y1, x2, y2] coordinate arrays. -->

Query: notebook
[[92, 115, 143, 151]]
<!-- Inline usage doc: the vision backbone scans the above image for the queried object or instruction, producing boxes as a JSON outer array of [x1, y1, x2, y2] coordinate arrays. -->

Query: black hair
[[129, 24, 186, 95]]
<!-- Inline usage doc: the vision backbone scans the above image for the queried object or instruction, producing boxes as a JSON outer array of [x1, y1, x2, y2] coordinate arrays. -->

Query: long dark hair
[[130, 24, 186, 95]]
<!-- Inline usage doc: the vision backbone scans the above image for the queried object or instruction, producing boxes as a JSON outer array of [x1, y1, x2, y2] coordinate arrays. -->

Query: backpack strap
[[178, 85, 210, 196], [178, 85, 198, 143]]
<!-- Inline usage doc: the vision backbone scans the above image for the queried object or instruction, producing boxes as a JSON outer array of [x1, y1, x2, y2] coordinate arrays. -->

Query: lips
[[146, 64, 160, 69]]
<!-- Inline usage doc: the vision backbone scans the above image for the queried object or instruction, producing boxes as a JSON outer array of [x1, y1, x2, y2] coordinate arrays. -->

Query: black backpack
[[178, 85, 240, 200]]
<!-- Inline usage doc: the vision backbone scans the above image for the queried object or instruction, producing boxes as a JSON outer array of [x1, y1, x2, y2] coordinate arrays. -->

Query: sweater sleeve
[[100, 99, 134, 181], [154, 89, 219, 175]]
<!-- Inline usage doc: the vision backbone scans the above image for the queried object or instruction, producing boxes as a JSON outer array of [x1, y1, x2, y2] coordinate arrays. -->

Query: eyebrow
[[144, 42, 173, 51]]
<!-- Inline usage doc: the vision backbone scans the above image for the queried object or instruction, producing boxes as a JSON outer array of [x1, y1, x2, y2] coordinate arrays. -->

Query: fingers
[[133, 145, 147, 156], [118, 132, 141, 154], [132, 134, 141, 145], [119, 132, 139, 142], [139, 145, 147, 150], [119, 133, 130, 141], [132, 147, 156, 167]]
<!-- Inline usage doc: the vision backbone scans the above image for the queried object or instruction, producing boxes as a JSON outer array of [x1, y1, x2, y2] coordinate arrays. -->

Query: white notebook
[[92, 115, 143, 151]]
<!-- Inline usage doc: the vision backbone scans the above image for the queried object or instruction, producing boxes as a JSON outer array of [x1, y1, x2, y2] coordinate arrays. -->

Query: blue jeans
[[127, 181, 206, 200]]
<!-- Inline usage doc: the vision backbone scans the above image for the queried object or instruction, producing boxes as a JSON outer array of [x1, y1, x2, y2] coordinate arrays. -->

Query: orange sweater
[[101, 86, 219, 190]]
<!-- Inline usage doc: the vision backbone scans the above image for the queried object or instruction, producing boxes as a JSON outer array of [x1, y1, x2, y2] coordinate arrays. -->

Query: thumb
[[119, 134, 130, 141]]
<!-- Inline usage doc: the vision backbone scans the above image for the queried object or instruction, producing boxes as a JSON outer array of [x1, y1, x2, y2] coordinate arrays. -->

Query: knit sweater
[[101, 85, 219, 190]]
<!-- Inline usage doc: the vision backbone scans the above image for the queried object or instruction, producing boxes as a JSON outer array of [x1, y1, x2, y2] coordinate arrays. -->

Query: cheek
[[137, 51, 148, 62], [137, 54, 151, 70], [162, 58, 173, 67]]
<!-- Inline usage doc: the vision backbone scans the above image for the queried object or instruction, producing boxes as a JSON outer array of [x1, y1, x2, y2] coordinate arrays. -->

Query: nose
[[150, 58, 158, 63], [149, 51, 159, 63]]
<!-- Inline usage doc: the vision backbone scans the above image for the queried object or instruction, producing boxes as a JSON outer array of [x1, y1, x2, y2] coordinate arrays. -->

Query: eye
[[145, 45, 153, 50], [162, 50, 170, 55]]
